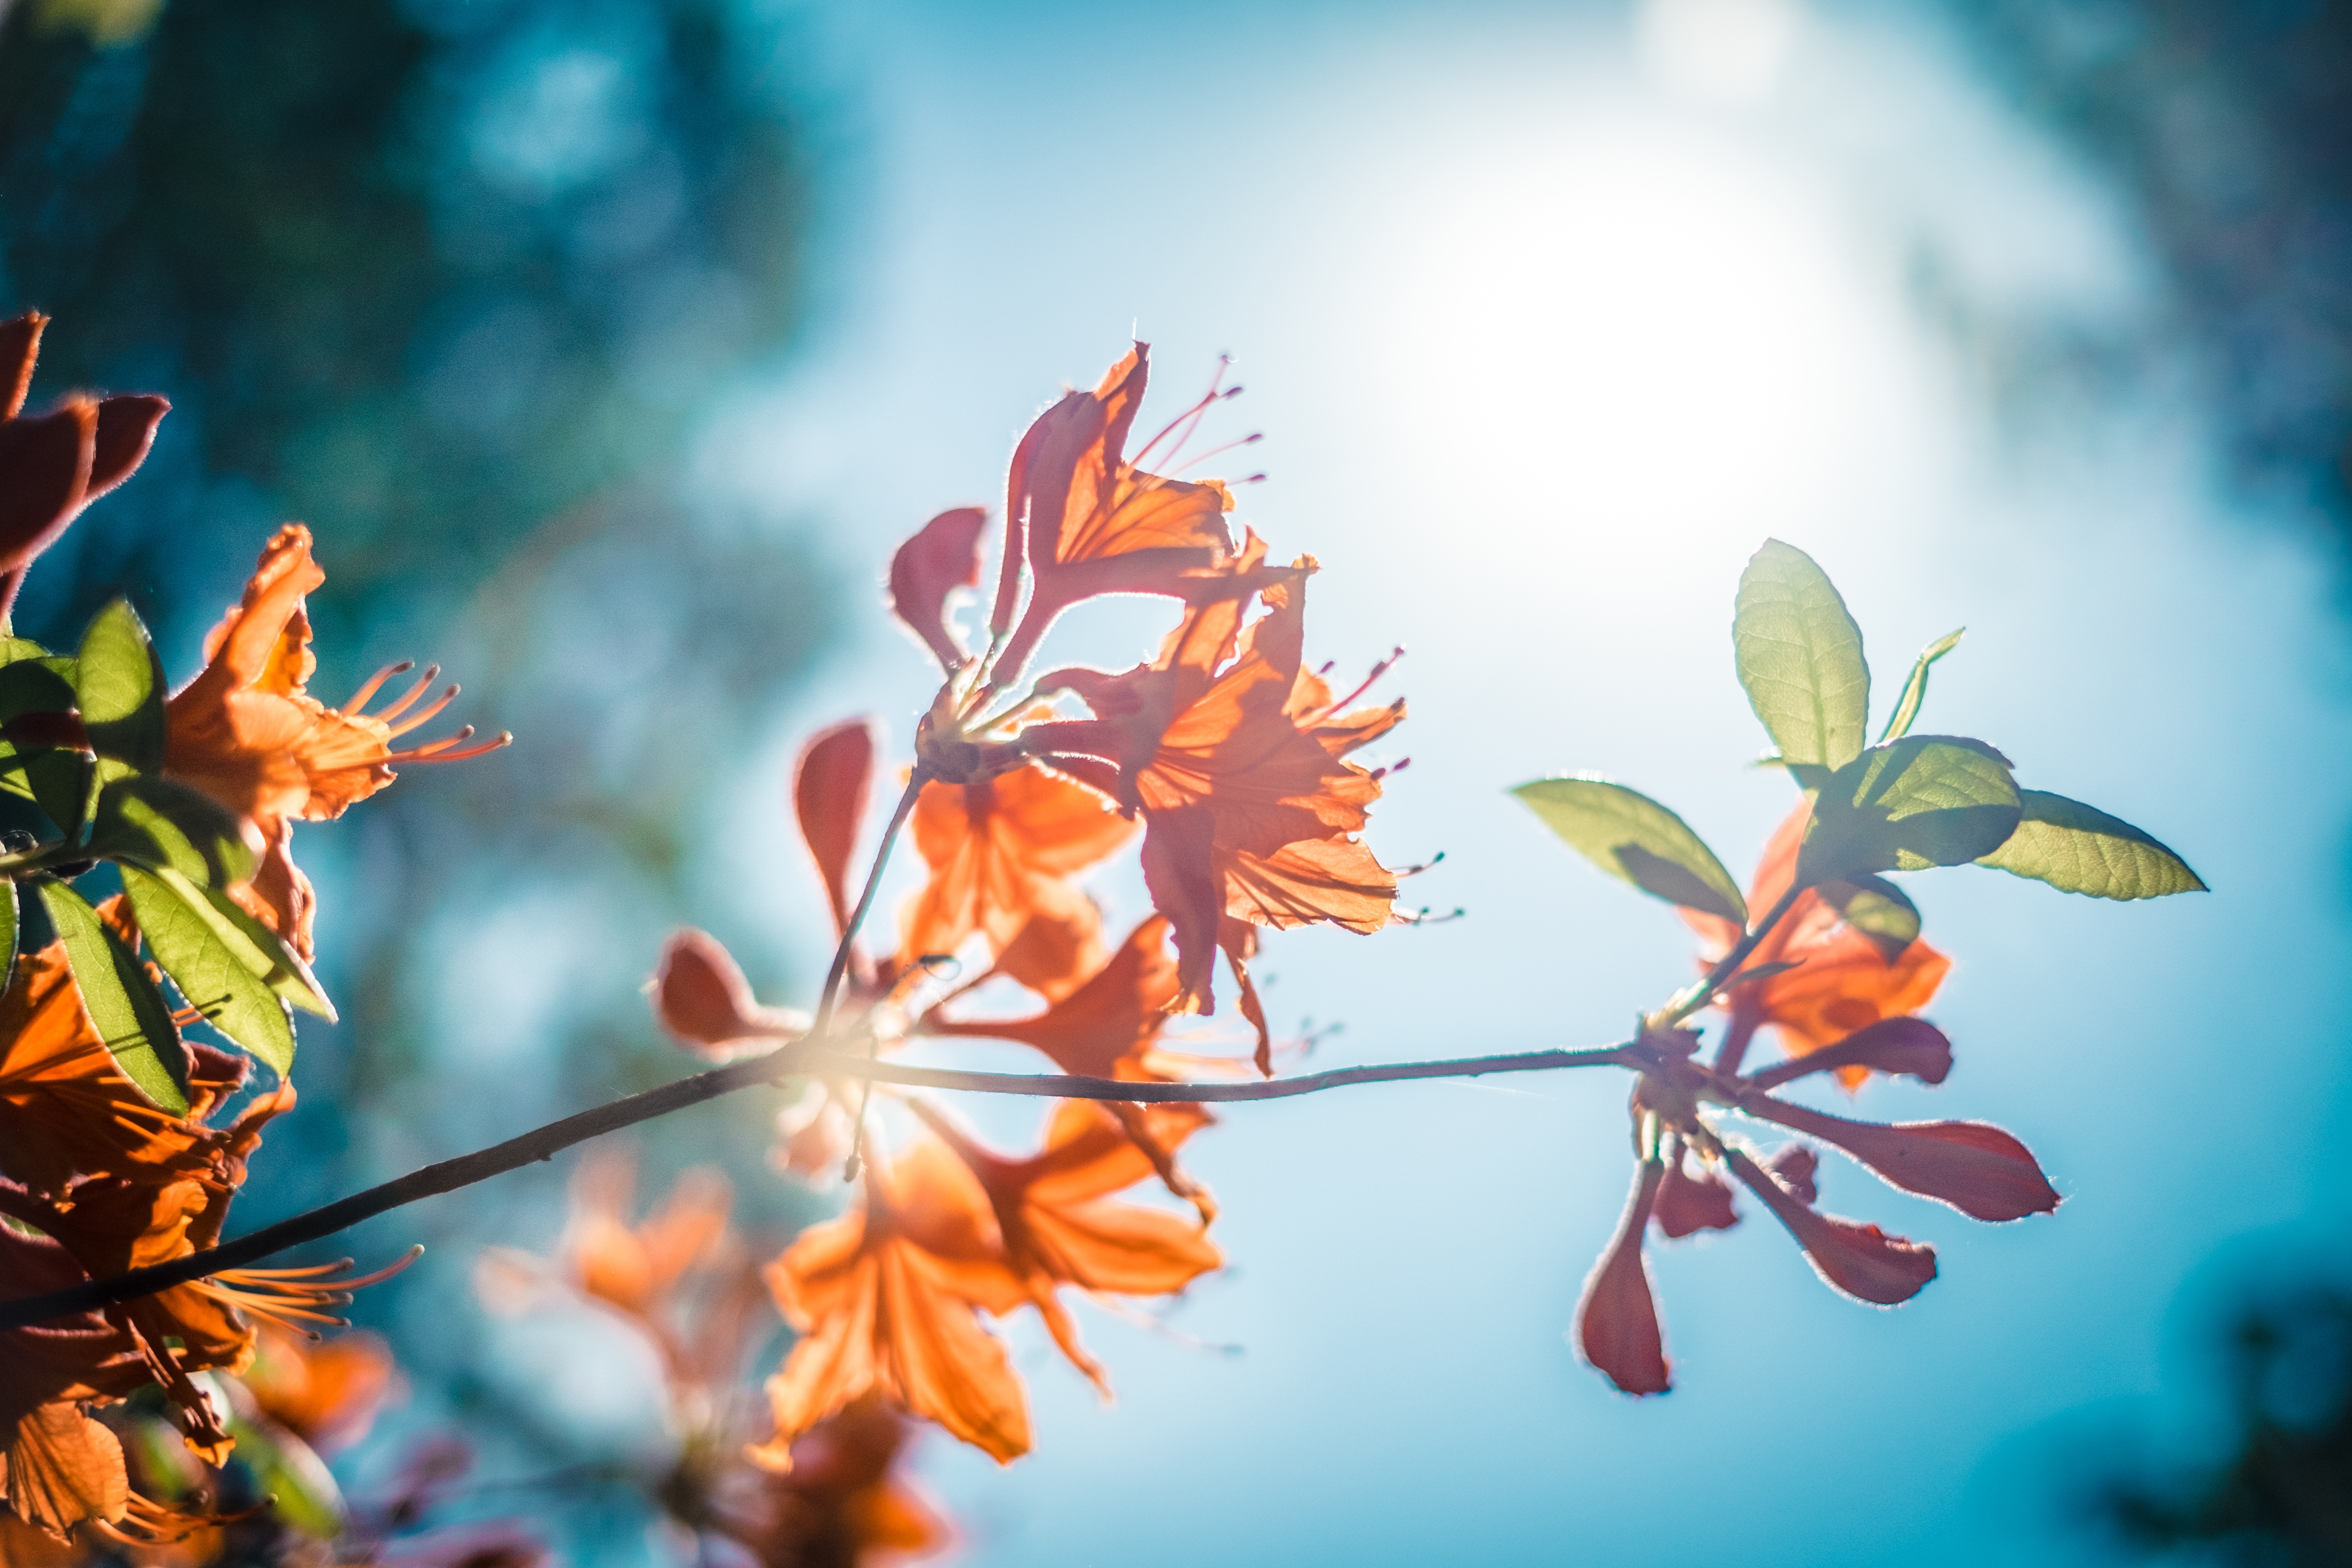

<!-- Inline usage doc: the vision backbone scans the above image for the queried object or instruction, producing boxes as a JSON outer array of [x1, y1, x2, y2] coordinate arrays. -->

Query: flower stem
[[1660, 884, 1803, 1028], [0, 1041, 1638, 1330]]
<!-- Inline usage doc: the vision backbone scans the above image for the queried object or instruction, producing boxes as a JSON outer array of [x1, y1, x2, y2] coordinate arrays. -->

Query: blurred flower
[[705, 1397, 949, 1568], [164, 523, 508, 959], [237, 1321, 398, 1455]]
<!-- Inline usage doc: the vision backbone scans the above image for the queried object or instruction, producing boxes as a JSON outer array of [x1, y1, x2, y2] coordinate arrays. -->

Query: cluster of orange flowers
[[644, 344, 1413, 1467], [0, 314, 500, 1557]]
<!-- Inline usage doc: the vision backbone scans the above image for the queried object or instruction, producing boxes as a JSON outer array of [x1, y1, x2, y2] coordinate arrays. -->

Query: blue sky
[[419, 0, 2352, 1561]]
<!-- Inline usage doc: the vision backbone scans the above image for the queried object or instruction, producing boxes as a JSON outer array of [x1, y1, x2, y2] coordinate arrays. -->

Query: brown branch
[[0, 1040, 1638, 1330]]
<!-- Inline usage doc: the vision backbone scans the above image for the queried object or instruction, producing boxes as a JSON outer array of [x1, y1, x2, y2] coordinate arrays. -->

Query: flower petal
[[1744, 1100, 2060, 1222], [0, 400, 94, 574], [888, 507, 987, 670], [0, 313, 44, 421], [651, 928, 805, 1057], [1652, 1156, 1739, 1239], [1742, 1016, 1953, 1090], [1577, 1160, 1671, 1395], [1726, 1148, 1937, 1305], [793, 720, 878, 936]]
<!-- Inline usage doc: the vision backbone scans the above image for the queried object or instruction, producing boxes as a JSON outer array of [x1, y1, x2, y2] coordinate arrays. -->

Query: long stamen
[[1320, 647, 1407, 718], [389, 729, 512, 764], [1128, 360, 1236, 468], [344, 660, 415, 714], [372, 664, 442, 723], [1168, 429, 1263, 477], [384, 684, 459, 737]]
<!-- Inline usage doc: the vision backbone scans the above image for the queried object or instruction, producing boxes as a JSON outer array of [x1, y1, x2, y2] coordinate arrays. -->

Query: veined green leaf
[[1977, 789, 2206, 900], [0, 637, 49, 666], [121, 864, 296, 1074], [196, 882, 335, 1021], [1879, 628, 1964, 743], [89, 775, 256, 886], [1798, 735, 2022, 886], [38, 880, 189, 1113], [1734, 540, 1871, 772], [75, 600, 166, 774], [1511, 775, 1747, 925], [1818, 872, 1922, 960]]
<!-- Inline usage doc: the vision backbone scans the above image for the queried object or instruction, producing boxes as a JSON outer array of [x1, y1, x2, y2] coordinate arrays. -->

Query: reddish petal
[[1743, 1016, 1954, 1090], [86, 394, 168, 502], [794, 720, 878, 935], [1139, 804, 1221, 1015], [0, 399, 94, 573], [1577, 1160, 1671, 1395], [0, 313, 43, 421], [1745, 1100, 2060, 1222], [1766, 1144, 1820, 1206], [652, 928, 803, 1056], [1652, 1156, 1739, 1239], [1726, 1148, 1937, 1305], [889, 506, 987, 670]]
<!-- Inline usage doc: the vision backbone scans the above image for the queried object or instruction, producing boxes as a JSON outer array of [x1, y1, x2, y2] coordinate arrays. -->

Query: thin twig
[[0, 1040, 1640, 1330]]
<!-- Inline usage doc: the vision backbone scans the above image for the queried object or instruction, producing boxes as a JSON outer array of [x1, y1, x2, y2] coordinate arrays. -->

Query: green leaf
[[1511, 775, 1748, 924], [195, 882, 335, 1021], [1976, 789, 2206, 900], [88, 775, 256, 886], [1818, 872, 1922, 960], [121, 864, 296, 1074], [37, 880, 189, 1113], [75, 600, 167, 773], [1734, 539, 1872, 772], [0, 879, 16, 1000], [226, 1418, 345, 1540], [1879, 628, 1964, 744], [0, 637, 49, 666], [1797, 735, 2023, 886]]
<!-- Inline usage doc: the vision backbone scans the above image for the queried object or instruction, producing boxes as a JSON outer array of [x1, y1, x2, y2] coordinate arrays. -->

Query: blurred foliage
[[1963, 0, 2352, 530], [2085, 1278, 2352, 1564]]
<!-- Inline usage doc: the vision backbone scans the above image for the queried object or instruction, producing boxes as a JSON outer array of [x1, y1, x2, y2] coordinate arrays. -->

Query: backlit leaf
[[1976, 789, 2206, 900], [1818, 872, 1922, 960], [1878, 628, 1964, 743], [197, 882, 335, 1021], [121, 864, 296, 1074], [38, 879, 189, 1113], [74, 600, 165, 773], [88, 775, 256, 886], [1797, 735, 2022, 886], [1735, 540, 1871, 772], [225, 1419, 344, 1540], [1511, 776, 1747, 924]]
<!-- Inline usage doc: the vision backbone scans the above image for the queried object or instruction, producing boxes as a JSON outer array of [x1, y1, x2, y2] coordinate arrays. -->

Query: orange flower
[[914, 1100, 1220, 1395], [562, 1153, 734, 1379], [237, 1323, 397, 1456], [0, 312, 168, 583], [1685, 801, 1950, 1080], [988, 345, 1242, 683], [1022, 563, 1398, 1039], [0, 917, 251, 1198], [899, 760, 1134, 971], [0, 1226, 144, 1541], [710, 1396, 952, 1568], [758, 1140, 1029, 1466], [164, 524, 507, 959]]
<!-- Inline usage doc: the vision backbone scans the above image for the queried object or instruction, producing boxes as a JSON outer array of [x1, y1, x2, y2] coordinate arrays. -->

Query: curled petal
[[1726, 1148, 1936, 1306], [1766, 1144, 1820, 1206], [86, 395, 168, 503], [889, 506, 987, 670], [1743, 1017, 1954, 1091], [651, 928, 807, 1058], [1652, 1157, 1739, 1239], [1744, 1100, 2060, 1223], [1576, 1160, 1670, 1395], [1138, 805, 1221, 1015], [794, 721, 878, 936]]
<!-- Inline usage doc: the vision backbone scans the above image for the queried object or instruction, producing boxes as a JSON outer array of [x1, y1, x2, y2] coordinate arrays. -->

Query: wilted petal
[[2, 1402, 129, 1537], [889, 506, 987, 670], [794, 721, 879, 936], [1743, 1017, 1954, 1091], [1726, 1149, 1936, 1306], [1744, 1100, 2060, 1222], [1652, 1156, 1739, 1239], [1577, 1160, 1670, 1395]]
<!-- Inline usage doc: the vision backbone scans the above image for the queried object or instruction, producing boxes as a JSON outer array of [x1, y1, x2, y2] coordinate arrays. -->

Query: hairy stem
[[809, 773, 925, 1042], [0, 1041, 1638, 1329], [1660, 883, 1803, 1027]]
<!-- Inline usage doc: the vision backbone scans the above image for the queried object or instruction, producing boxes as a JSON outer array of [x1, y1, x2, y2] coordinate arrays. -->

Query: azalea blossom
[[0, 312, 168, 590], [164, 523, 508, 958]]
